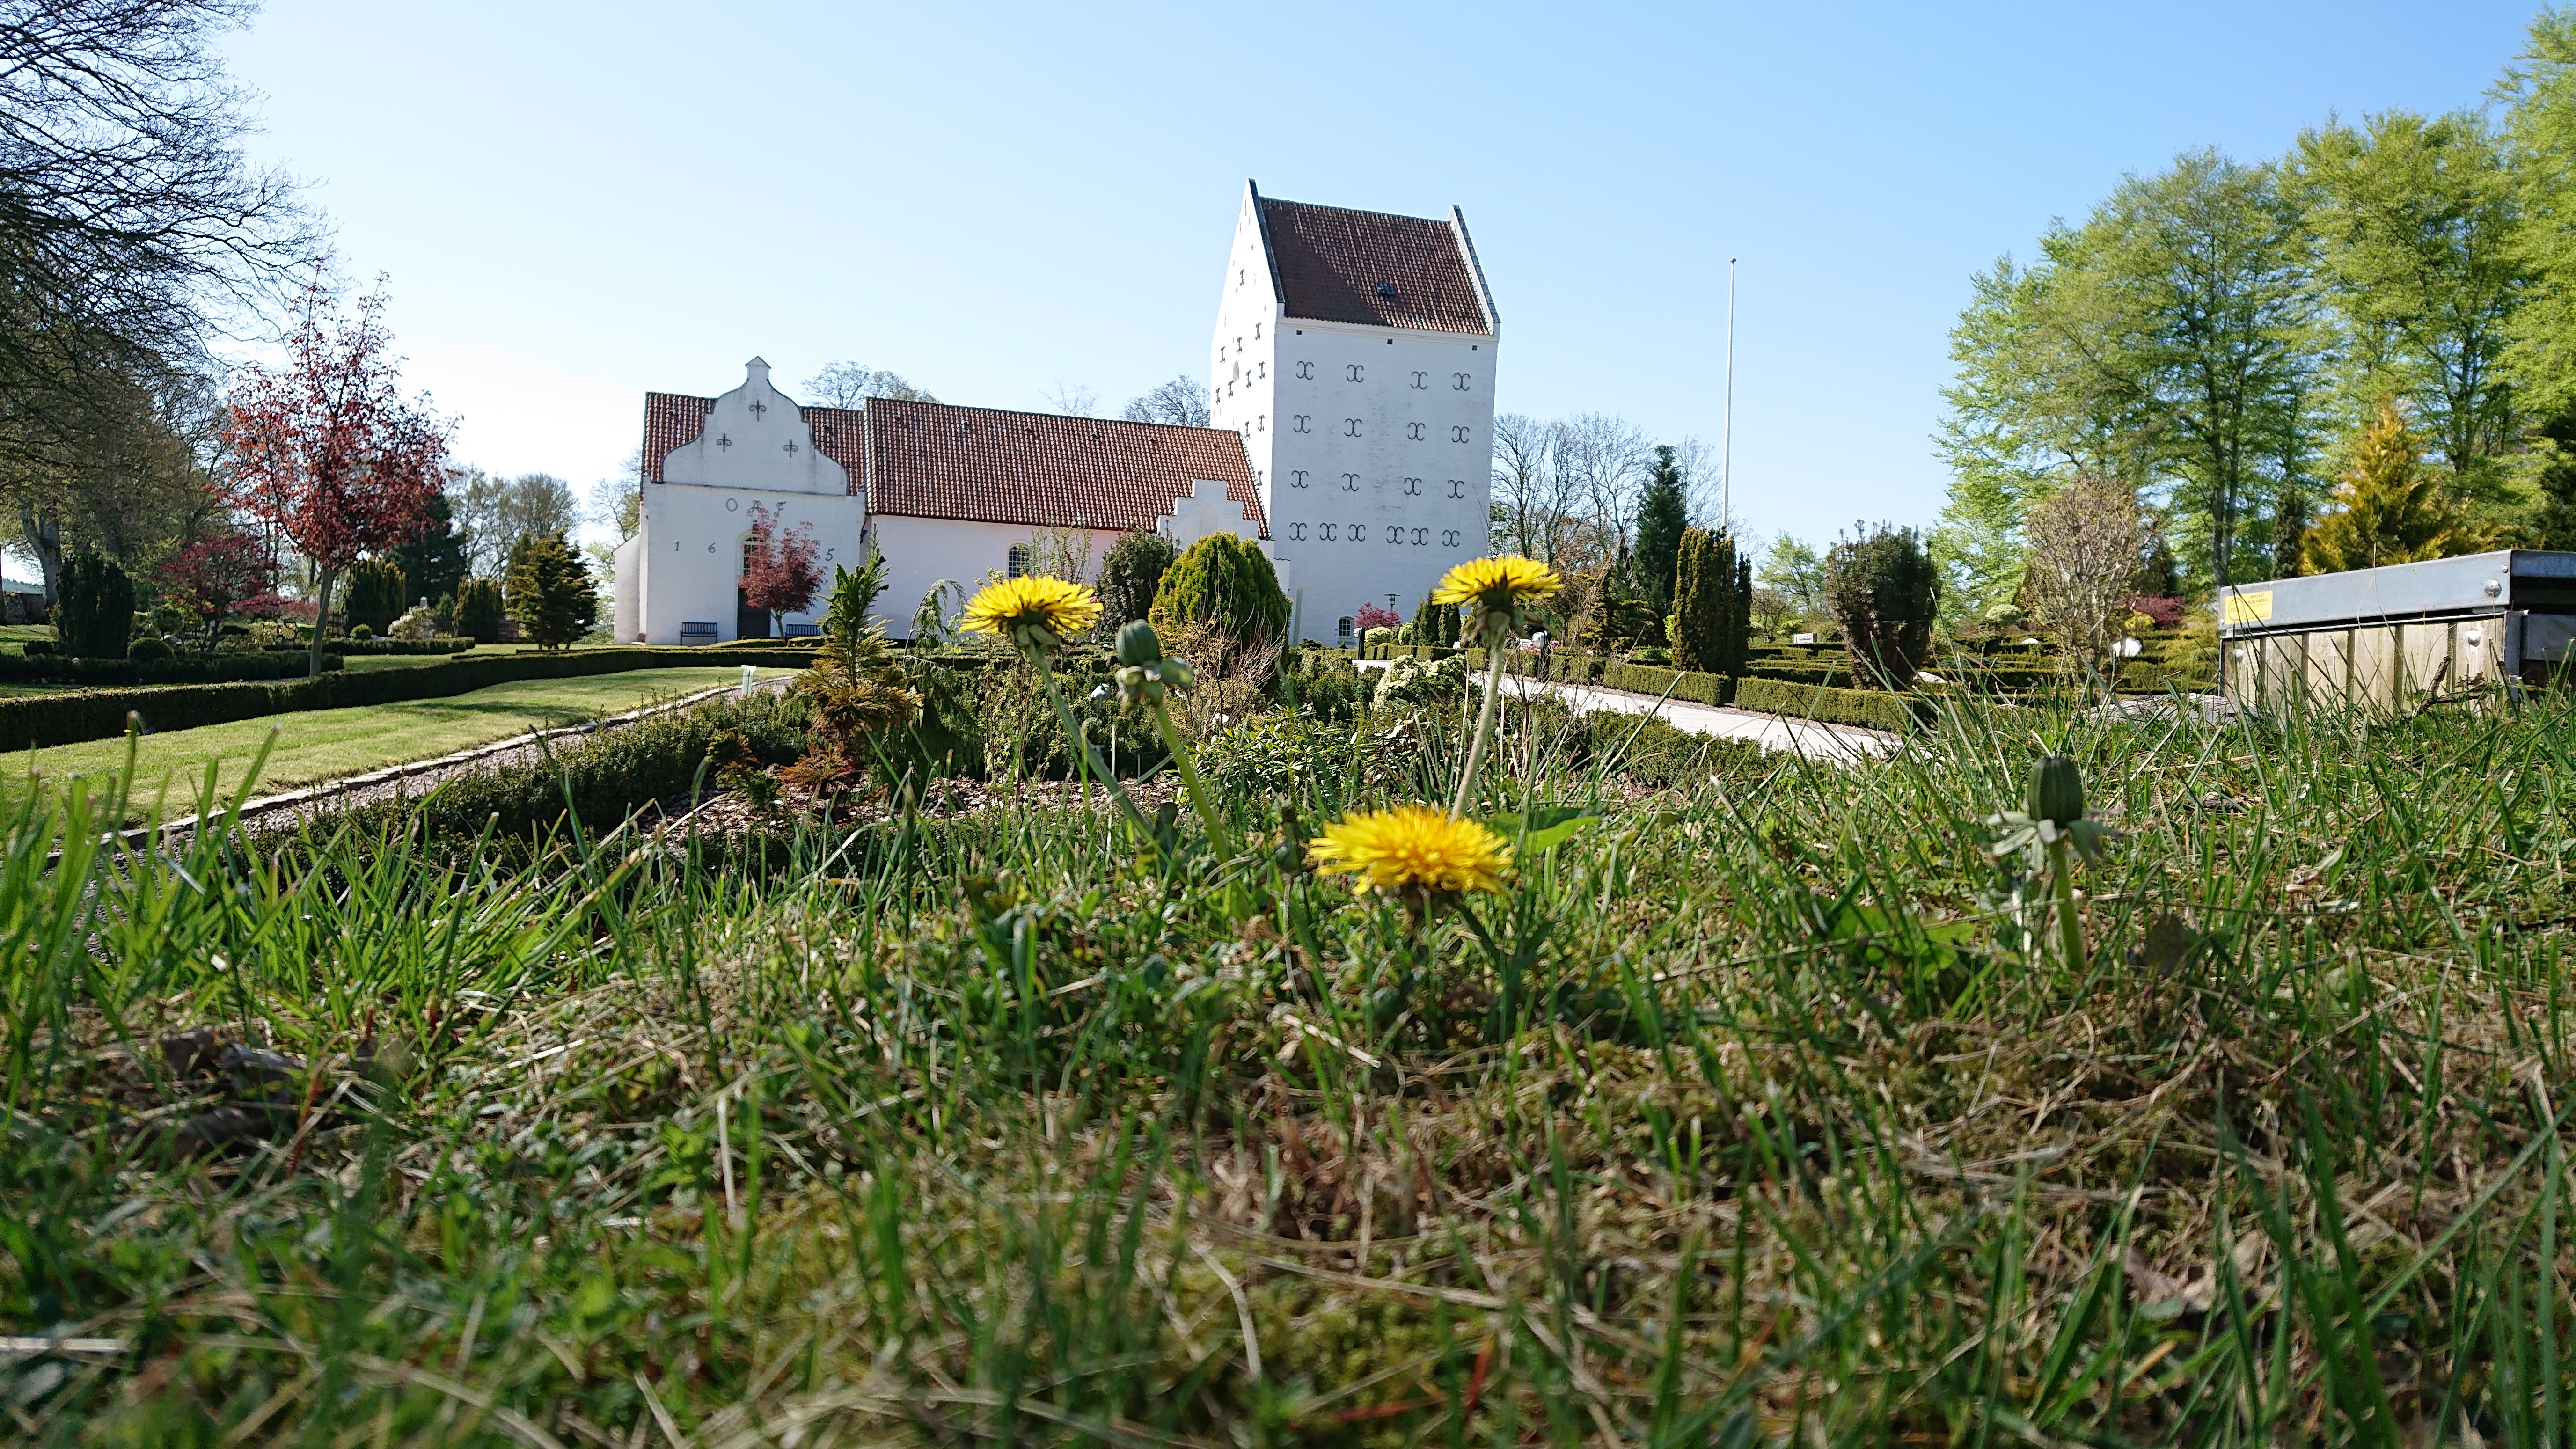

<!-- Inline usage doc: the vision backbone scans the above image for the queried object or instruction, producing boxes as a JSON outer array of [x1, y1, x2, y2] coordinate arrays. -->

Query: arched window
[[741, 538, 757, 575], [1337, 616, 1354, 641], [1007, 545, 1031, 578]]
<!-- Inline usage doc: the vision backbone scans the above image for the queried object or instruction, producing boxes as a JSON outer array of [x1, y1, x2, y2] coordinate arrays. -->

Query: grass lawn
[[40, 671, 2576, 1441], [5, 665, 784, 816]]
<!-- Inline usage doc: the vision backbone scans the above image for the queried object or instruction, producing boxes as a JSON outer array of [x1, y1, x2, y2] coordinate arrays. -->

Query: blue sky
[[214, 0, 2547, 551]]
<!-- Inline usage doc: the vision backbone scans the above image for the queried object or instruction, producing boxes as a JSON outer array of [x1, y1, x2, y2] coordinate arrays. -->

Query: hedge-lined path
[[17, 668, 792, 829], [1487, 672, 1898, 759], [1347, 661, 1899, 760]]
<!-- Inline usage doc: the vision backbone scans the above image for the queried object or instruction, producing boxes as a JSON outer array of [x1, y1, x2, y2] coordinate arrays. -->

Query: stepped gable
[[642, 392, 864, 491]]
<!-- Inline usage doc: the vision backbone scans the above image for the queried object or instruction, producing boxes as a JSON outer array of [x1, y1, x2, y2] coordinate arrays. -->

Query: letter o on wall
[[726, 498, 739, 511]]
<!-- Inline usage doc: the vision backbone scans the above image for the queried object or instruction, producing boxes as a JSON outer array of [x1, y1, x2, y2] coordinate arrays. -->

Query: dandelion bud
[[1116, 619, 1163, 667], [2027, 754, 2084, 827], [1159, 656, 1195, 689]]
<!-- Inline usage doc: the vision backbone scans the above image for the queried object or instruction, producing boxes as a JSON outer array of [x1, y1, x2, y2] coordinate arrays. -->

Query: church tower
[[1208, 182, 1499, 643]]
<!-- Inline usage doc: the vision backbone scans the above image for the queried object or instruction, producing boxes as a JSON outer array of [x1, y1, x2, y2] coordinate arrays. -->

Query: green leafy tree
[[1633, 445, 1689, 614], [1672, 527, 1750, 677], [1149, 532, 1288, 647], [454, 577, 505, 645], [1937, 150, 2324, 605], [55, 548, 135, 659], [1756, 535, 1826, 618], [2297, 110, 2526, 517], [503, 533, 594, 650], [2301, 400, 2477, 573], [2503, 11, 2576, 421], [1097, 530, 1176, 629], [341, 556, 407, 637], [1824, 524, 1941, 688]]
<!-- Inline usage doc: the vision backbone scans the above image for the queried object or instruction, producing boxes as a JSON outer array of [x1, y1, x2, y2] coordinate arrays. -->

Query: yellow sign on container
[[2222, 589, 2273, 626]]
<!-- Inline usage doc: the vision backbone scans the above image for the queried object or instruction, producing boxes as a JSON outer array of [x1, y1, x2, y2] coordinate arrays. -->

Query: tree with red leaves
[[163, 532, 276, 652], [222, 276, 450, 676], [740, 504, 822, 638], [1353, 601, 1401, 633]]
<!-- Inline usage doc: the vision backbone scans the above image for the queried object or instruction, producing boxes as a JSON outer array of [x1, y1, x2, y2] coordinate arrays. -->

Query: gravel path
[[1354, 661, 1897, 761]]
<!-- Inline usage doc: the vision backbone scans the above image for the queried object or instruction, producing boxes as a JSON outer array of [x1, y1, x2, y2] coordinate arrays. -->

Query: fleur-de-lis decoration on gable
[[747, 398, 767, 419]]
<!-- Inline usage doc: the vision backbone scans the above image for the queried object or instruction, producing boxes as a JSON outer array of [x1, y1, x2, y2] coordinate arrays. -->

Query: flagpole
[[1721, 256, 1736, 534]]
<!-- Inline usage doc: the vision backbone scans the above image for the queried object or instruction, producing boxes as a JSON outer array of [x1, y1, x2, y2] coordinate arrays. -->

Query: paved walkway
[[1357, 661, 1897, 761]]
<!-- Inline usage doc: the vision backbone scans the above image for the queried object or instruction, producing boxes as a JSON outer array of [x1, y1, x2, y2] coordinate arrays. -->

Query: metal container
[[2219, 550, 2576, 709]]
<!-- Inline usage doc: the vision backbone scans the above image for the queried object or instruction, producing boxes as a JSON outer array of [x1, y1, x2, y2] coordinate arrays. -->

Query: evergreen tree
[[1097, 530, 1176, 629], [2301, 400, 2476, 573], [1823, 524, 1940, 688], [1672, 528, 1751, 677], [342, 556, 407, 636], [390, 490, 469, 609], [1149, 533, 1289, 646], [55, 549, 134, 659], [504, 532, 596, 650], [1634, 444, 1689, 614], [454, 578, 505, 645]]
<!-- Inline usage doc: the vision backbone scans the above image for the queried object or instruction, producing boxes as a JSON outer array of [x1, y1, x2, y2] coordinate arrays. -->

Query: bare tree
[[1042, 380, 1100, 417], [451, 468, 578, 576], [2022, 477, 2148, 679], [1554, 412, 1653, 549], [1121, 375, 1211, 427], [585, 450, 642, 542], [802, 361, 934, 407], [0, 1, 312, 413]]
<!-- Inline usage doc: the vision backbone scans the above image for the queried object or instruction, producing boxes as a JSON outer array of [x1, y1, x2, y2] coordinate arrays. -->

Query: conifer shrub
[[342, 556, 409, 637], [1097, 531, 1177, 629], [1672, 528, 1751, 677], [455, 578, 505, 645], [126, 636, 175, 664], [55, 550, 135, 660], [1149, 533, 1289, 648], [505, 533, 596, 650], [1822, 523, 1940, 688]]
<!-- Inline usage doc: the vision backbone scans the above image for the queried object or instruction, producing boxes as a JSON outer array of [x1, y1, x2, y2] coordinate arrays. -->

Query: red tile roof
[[1259, 197, 1492, 335], [642, 392, 1263, 536], [865, 397, 1264, 535]]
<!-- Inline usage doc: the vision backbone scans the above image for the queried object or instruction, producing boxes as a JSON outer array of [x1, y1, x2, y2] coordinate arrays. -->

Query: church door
[[737, 538, 769, 639]]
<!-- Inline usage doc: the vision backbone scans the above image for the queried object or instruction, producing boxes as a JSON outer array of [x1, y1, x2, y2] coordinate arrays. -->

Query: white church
[[612, 183, 1499, 645]]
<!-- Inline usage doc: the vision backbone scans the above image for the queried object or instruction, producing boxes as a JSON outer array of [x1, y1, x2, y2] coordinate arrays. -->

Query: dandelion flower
[[1310, 805, 1512, 900], [959, 577, 1102, 651], [1432, 556, 1563, 637]]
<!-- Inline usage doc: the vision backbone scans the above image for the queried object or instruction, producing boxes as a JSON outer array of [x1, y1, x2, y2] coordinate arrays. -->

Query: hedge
[[1599, 662, 1734, 707], [0, 646, 814, 753], [1734, 676, 1930, 732], [0, 650, 343, 686], [332, 637, 476, 656], [287, 691, 809, 848]]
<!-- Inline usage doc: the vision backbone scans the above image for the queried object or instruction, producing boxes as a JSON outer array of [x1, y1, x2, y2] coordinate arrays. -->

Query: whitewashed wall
[[1208, 191, 1497, 644]]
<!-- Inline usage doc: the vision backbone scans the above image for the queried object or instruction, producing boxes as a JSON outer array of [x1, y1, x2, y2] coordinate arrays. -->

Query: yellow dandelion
[[1431, 555, 1564, 611], [959, 576, 1102, 648], [1309, 805, 1513, 900]]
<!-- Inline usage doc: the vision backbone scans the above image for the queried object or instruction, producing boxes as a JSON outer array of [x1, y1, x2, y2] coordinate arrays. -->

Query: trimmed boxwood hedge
[[332, 637, 476, 656], [0, 650, 342, 686], [1599, 662, 1734, 707], [0, 646, 815, 753], [1733, 675, 1930, 732]]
